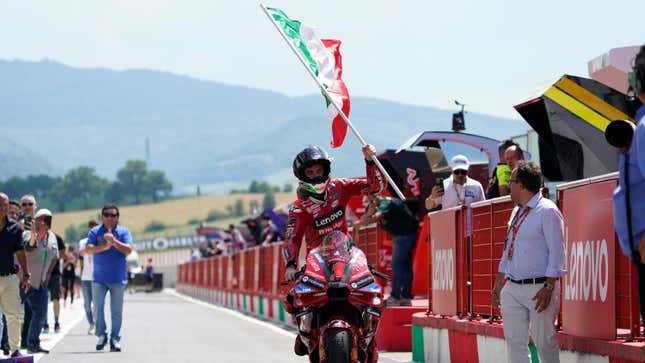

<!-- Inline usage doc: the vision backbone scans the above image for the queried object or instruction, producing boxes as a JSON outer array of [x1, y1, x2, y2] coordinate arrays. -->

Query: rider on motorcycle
[[283, 143, 385, 360]]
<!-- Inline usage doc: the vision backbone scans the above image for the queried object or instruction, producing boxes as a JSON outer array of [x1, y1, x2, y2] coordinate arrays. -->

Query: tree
[[234, 198, 245, 217], [144, 220, 166, 232], [144, 170, 173, 203], [283, 183, 294, 193], [226, 204, 234, 216], [105, 182, 125, 204], [49, 182, 68, 212], [262, 192, 276, 210], [63, 166, 108, 209], [249, 180, 260, 193], [116, 160, 148, 204]]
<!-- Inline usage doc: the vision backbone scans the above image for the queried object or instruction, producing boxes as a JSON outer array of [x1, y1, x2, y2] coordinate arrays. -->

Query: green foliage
[[283, 183, 294, 193], [0, 160, 173, 213], [262, 192, 276, 210], [187, 218, 200, 226], [64, 223, 88, 244], [144, 220, 166, 232], [248, 180, 280, 194], [206, 209, 227, 222]]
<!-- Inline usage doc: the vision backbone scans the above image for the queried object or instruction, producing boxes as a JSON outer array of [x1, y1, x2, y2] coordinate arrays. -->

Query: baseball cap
[[450, 155, 470, 171], [34, 209, 53, 219]]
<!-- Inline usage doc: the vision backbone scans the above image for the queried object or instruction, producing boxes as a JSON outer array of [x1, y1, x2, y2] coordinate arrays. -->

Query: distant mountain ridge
[[0, 59, 529, 192]]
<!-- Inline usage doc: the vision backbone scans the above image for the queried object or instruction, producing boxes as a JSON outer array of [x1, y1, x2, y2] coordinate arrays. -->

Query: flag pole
[[260, 3, 406, 200]]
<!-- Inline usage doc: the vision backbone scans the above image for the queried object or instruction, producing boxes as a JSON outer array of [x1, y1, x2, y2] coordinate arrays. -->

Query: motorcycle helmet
[[293, 145, 332, 196]]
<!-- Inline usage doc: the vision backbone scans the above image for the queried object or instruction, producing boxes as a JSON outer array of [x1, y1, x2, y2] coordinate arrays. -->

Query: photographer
[[425, 155, 485, 236]]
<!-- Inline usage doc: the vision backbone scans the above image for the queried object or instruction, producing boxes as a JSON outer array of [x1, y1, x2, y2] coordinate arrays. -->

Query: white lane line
[[166, 289, 296, 339], [33, 301, 86, 362]]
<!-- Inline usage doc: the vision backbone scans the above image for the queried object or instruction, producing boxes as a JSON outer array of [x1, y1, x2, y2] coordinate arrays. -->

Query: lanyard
[[453, 182, 464, 206], [505, 206, 532, 260]]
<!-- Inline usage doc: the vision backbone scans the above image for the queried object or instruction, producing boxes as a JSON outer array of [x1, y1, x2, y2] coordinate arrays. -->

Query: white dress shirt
[[498, 193, 566, 280]]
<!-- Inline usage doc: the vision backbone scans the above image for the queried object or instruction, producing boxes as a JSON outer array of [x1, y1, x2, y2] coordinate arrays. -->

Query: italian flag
[[267, 7, 350, 148]]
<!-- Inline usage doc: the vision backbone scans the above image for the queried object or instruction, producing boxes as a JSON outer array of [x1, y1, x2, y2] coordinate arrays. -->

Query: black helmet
[[293, 145, 331, 183], [293, 145, 332, 196]]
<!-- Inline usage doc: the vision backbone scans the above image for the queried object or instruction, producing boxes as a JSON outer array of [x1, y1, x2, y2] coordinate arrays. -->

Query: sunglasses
[[453, 169, 468, 175], [102, 213, 118, 218], [22, 202, 34, 207]]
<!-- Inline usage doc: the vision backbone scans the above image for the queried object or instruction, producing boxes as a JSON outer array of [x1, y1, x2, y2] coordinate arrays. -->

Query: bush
[[144, 220, 166, 232], [206, 209, 227, 222], [187, 218, 200, 225]]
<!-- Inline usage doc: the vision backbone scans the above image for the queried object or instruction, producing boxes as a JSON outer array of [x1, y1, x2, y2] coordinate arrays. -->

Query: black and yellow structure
[[514, 75, 641, 182]]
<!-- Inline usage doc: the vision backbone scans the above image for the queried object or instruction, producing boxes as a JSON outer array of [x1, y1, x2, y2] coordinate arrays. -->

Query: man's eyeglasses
[[22, 202, 34, 207], [453, 169, 468, 176], [102, 213, 118, 218]]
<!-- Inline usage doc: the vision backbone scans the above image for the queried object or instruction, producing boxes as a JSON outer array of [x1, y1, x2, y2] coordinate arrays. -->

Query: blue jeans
[[391, 233, 418, 299], [20, 285, 49, 348], [82, 281, 94, 325], [92, 282, 125, 342]]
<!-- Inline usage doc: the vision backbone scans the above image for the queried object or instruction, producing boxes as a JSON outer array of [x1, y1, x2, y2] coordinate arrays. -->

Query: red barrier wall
[[430, 206, 467, 316], [557, 174, 640, 339], [470, 196, 514, 317]]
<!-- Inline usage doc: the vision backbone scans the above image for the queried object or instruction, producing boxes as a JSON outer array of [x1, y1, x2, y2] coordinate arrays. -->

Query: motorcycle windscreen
[[318, 234, 352, 262]]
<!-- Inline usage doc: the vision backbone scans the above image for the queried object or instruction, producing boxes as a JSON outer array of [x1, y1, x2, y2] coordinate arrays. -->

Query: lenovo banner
[[560, 178, 617, 340], [430, 207, 460, 316]]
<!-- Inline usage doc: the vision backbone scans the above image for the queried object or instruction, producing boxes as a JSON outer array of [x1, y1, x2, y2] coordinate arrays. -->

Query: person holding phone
[[19, 195, 37, 232], [425, 155, 485, 236]]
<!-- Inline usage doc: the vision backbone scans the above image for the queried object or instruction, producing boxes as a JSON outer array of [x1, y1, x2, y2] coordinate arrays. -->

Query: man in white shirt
[[78, 220, 99, 335], [425, 154, 485, 236], [491, 161, 566, 363]]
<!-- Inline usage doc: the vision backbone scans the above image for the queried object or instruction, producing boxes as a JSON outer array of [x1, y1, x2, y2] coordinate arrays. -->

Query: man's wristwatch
[[543, 282, 555, 291]]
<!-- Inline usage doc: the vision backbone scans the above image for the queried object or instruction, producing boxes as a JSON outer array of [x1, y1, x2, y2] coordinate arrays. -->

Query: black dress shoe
[[110, 340, 121, 352], [28, 346, 50, 354], [96, 335, 108, 351], [10, 350, 22, 357]]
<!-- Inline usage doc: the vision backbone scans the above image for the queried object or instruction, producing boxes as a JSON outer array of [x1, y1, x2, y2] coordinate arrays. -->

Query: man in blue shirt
[[84, 204, 132, 352], [612, 44, 645, 324]]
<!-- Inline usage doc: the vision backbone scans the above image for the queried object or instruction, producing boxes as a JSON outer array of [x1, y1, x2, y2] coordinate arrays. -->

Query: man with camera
[[425, 154, 485, 236]]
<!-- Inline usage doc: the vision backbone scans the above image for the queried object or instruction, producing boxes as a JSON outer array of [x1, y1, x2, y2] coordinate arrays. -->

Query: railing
[[425, 173, 641, 341]]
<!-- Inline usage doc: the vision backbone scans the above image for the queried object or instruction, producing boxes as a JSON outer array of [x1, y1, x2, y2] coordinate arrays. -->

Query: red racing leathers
[[282, 161, 386, 268]]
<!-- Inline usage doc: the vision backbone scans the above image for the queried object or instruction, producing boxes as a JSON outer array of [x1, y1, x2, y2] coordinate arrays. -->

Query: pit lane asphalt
[[37, 290, 411, 363]]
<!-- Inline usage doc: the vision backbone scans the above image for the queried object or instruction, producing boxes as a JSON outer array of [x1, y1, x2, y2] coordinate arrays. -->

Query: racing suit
[[282, 161, 386, 268], [282, 160, 385, 363]]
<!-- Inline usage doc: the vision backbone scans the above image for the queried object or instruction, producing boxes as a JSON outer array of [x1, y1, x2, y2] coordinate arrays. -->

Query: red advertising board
[[560, 178, 617, 339], [431, 207, 459, 316]]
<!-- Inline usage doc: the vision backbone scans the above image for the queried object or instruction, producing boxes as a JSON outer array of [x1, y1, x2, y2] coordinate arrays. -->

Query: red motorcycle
[[283, 231, 389, 363]]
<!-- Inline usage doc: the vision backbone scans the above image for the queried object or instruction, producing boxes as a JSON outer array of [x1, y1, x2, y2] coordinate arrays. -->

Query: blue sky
[[1, 0, 643, 119]]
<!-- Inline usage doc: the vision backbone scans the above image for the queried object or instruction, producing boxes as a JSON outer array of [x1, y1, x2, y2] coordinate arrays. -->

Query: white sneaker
[[386, 296, 401, 306], [88, 324, 95, 335]]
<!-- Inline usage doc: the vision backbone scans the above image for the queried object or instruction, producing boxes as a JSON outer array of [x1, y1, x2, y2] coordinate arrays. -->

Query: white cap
[[450, 154, 470, 171], [34, 209, 52, 219]]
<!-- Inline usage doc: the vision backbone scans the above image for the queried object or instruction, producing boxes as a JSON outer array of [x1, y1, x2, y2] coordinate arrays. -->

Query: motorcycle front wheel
[[324, 328, 352, 363]]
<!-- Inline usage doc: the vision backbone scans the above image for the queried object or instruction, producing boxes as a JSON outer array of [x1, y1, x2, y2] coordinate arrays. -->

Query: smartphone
[[435, 177, 445, 193], [23, 215, 32, 231]]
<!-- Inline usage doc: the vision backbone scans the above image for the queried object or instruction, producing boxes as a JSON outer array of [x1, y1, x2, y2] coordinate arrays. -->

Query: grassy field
[[51, 192, 295, 238]]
